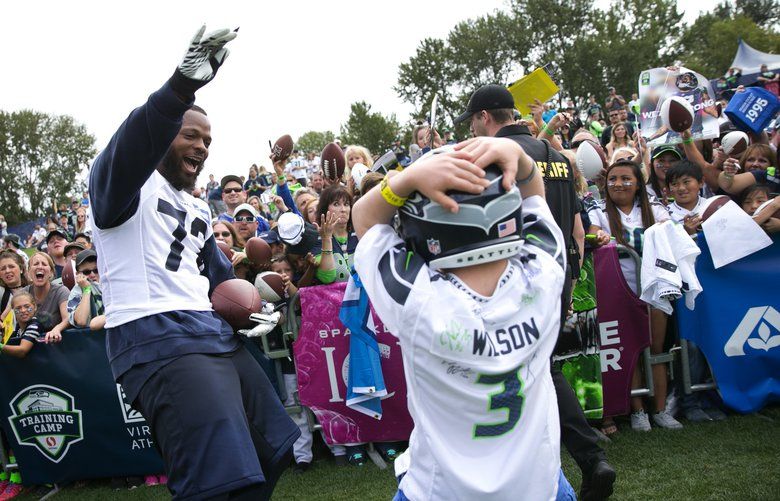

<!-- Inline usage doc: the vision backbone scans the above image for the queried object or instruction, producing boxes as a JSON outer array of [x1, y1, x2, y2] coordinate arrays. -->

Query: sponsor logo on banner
[[7, 385, 83, 463], [724, 306, 780, 357], [115, 384, 145, 424]]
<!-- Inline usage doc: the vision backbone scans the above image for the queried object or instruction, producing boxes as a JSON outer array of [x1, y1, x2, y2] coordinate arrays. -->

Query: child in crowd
[[1, 291, 44, 358], [738, 184, 780, 233], [588, 159, 681, 431], [665, 161, 707, 235], [353, 137, 574, 500]]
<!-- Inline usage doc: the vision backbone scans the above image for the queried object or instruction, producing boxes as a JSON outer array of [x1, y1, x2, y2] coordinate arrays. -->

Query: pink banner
[[294, 283, 413, 445], [593, 245, 651, 417]]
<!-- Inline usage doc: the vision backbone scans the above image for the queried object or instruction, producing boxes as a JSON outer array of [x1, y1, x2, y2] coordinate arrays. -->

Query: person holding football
[[88, 26, 299, 500]]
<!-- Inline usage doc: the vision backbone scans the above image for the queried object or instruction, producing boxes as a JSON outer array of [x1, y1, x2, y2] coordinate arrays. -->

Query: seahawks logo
[[8, 385, 84, 463]]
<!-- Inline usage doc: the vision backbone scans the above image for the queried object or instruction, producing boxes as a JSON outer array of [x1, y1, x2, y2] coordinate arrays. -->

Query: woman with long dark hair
[[588, 159, 680, 432]]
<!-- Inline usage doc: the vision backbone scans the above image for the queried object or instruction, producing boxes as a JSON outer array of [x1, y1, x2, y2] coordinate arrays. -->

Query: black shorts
[[132, 347, 300, 500]]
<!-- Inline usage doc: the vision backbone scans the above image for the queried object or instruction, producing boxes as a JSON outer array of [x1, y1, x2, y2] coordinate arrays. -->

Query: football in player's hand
[[270, 134, 294, 163], [321, 142, 346, 181], [254, 272, 285, 303], [216, 240, 234, 261], [576, 140, 608, 181], [660, 96, 694, 133], [701, 195, 731, 222], [211, 279, 262, 329], [721, 131, 749, 156], [61, 259, 76, 290], [245, 237, 272, 266]]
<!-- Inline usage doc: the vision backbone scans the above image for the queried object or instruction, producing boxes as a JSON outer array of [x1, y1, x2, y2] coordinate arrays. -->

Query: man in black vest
[[456, 85, 616, 501]]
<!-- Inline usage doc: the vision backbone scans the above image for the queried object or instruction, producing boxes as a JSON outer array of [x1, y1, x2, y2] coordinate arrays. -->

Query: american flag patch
[[497, 218, 517, 238]]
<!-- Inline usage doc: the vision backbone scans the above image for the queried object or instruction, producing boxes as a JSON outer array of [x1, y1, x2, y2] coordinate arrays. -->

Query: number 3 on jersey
[[473, 368, 525, 438], [157, 199, 207, 271]]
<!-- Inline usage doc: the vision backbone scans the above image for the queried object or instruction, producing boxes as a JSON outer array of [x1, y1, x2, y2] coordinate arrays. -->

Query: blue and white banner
[[676, 235, 780, 413], [0, 329, 163, 485]]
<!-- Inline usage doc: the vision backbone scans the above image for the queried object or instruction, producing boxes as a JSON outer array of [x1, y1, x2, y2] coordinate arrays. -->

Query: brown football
[[211, 279, 262, 329], [320, 142, 346, 181], [216, 240, 234, 261], [269, 134, 294, 162], [254, 271, 286, 303], [245, 237, 272, 266], [754, 198, 780, 219], [661, 96, 694, 133], [701, 195, 731, 222], [61, 259, 76, 290]]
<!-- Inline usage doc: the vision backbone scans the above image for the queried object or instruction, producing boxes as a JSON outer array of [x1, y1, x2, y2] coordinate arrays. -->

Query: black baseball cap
[[3, 234, 20, 247], [64, 241, 86, 257], [46, 228, 69, 243], [454, 84, 515, 125], [258, 229, 282, 245], [75, 249, 97, 268], [220, 175, 243, 189], [651, 145, 683, 160]]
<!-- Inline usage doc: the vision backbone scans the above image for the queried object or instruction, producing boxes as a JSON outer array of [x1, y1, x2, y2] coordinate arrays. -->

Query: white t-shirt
[[667, 196, 706, 224], [355, 196, 566, 501], [588, 199, 669, 294]]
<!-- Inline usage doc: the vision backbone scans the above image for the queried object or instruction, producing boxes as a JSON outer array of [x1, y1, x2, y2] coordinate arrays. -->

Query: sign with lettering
[[638, 67, 720, 146], [295, 283, 413, 445], [0, 329, 163, 485]]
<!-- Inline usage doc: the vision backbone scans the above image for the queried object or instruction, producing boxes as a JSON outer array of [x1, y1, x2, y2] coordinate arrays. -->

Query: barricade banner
[[0, 329, 163, 485], [677, 235, 780, 413], [593, 245, 651, 417], [295, 283, 413, 445]]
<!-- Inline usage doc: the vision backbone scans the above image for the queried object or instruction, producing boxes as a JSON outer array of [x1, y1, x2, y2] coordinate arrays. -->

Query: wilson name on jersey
[[355, 196, 566, 501]]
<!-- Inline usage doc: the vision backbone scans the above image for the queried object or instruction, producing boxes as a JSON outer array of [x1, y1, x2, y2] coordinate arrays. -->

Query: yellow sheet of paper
[[508, 68, 560, 115]]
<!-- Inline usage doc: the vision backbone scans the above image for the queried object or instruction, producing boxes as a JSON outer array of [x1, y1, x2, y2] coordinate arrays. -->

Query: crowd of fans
[[0, 60, 778, 499]]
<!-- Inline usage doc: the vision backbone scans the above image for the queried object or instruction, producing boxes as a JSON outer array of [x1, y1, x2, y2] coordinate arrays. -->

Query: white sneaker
[[631, 410, 651, 432], [653, 410, 683, 430]]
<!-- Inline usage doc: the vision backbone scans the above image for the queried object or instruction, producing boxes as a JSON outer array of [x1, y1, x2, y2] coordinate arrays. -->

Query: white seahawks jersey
[[588, 199, 669, 294], [90, 171, 214, 328], [355, 196, 566, 501], [667, 197, 706, 224]]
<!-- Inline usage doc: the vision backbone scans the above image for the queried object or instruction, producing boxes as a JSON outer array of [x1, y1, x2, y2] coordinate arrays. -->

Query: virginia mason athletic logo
[[8, 385, 84, 463], [724, 306, 780, 357]]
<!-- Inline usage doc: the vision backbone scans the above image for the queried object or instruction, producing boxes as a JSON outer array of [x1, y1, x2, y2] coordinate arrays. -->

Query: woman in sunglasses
[[588, 159, 680, 432]]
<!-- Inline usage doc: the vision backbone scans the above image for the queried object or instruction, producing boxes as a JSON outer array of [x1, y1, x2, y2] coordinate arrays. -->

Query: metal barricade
[[613, 243, 715, 405]]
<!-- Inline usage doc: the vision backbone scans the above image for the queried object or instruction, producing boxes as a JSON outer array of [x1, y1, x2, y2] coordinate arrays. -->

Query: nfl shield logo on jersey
[[427, 238, 442, 255]]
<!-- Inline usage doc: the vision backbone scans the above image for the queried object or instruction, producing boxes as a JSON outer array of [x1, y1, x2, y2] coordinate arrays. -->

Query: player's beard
[[159, 148, 203, 192]]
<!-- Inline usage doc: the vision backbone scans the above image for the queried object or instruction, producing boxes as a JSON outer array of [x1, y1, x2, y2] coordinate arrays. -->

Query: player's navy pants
[[133, 347, 300, 500]]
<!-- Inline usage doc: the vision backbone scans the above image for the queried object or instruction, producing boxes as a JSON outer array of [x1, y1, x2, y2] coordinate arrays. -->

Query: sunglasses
[[215, 231, 231, 238], [234, 216, 255, 223], [79, 267, 99, 275], [223, 188, 243, 194]]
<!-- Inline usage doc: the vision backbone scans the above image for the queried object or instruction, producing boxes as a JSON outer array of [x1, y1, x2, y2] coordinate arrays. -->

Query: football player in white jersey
[[352, 137, 575, 500], [88, 26, 299, 500]]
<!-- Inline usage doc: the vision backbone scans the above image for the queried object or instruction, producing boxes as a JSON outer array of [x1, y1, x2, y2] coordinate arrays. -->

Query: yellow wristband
[[380, 176, 407, 207]]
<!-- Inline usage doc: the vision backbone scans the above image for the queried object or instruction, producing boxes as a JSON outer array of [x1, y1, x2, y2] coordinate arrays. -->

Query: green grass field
[[14, 405, 780, 500]]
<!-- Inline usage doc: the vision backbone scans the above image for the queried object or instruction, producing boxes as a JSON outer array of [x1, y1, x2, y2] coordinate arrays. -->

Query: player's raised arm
[[89, 26, 237, 229]]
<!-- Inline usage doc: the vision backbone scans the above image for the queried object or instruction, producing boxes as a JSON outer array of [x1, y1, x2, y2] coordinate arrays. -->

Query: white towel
[[640, 221, 702, 314]]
